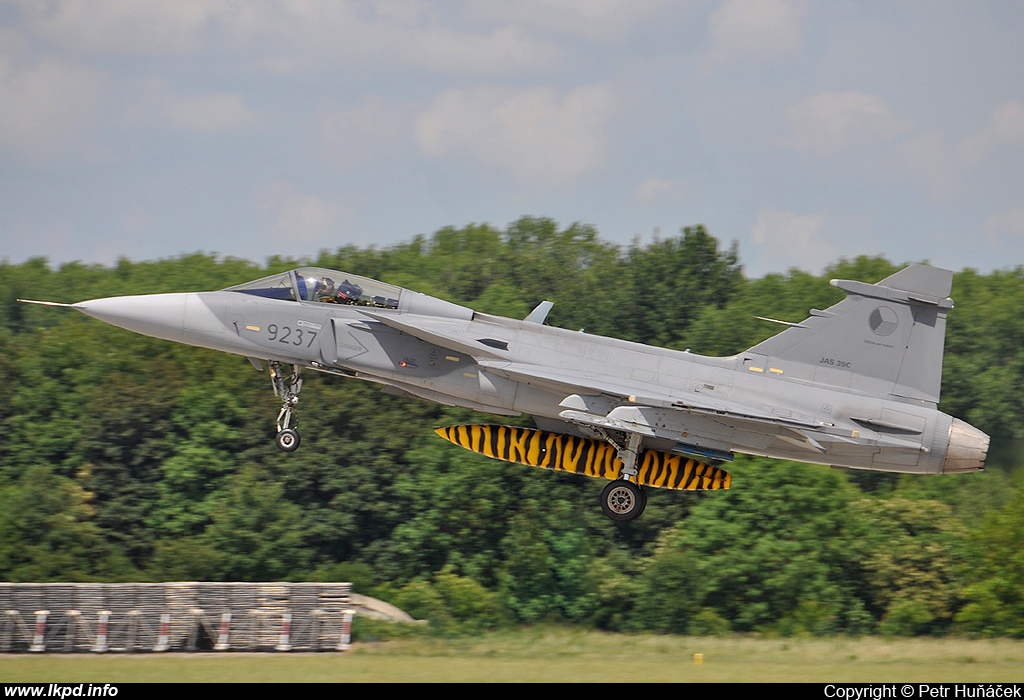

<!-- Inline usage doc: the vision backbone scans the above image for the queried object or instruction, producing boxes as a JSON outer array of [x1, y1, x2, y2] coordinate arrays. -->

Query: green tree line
[[1, 217, 1023, 637]]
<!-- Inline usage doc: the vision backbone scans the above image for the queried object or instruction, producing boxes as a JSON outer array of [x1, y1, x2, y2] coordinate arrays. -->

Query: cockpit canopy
[[225, 268, 400, 309]]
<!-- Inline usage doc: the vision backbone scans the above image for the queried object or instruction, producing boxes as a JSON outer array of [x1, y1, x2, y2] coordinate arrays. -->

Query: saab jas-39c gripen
[[20, 263, 989, 521]]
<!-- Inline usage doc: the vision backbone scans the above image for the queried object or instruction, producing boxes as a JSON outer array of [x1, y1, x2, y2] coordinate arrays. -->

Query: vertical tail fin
[[747, 264, 953, 403]]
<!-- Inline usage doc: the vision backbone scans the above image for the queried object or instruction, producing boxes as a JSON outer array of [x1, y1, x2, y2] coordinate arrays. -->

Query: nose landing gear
[[269, 361, 302, 452], [276, 426, 300, 452]]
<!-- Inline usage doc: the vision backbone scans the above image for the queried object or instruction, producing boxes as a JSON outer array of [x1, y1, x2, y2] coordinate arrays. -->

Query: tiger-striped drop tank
[[435, 424, 732, 491]]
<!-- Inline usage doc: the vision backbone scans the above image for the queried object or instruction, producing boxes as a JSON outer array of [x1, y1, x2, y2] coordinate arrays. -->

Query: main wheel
[[600, 480, 646, 522], [276, 428, 300, 452]]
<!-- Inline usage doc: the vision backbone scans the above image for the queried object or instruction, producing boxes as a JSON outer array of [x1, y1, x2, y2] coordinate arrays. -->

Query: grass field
[[3, 628, 1024, 683]]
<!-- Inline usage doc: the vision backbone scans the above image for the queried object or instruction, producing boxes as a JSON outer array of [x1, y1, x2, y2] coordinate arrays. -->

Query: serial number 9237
[[268, 324, 318, 347]]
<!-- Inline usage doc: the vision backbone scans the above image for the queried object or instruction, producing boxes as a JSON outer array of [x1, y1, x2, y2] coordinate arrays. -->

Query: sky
[[1, 0, 1022, 278]]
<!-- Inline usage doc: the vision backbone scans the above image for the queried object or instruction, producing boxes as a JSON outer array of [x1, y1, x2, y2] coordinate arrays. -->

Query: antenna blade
[[753, 315, 807, 329]]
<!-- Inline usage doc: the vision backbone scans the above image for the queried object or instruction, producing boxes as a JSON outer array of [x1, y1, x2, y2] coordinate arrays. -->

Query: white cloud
[[319, 96, 407, 168], [888, 129, 957, 200], [780, 91, 911, 156], [465, 0, 671, 42], [234, 4, 564, 74], [120, 210, 155, 236], [140, 82, 255, 134], [886, 100, 1024, 201], [989, 100, 1024, 147], [407, 25, 560, 74], [16, 0, 221, 55], [414, 83, 613, 186], [709, 0, 806, 62], [372, 0, 431, 27], [751, 208, 836, 274], [256, 182, 349, 245], [15, 0, 563, 74], [0, 50, 103, 160], [634, 177, 687, 203], [781, 95, 1022, 201], [959, 99, 1024, 164], [983, 205, 1024, 244]]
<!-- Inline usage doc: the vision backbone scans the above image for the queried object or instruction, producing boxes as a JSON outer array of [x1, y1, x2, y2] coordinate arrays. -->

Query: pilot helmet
[[317, 277, 335, 295]]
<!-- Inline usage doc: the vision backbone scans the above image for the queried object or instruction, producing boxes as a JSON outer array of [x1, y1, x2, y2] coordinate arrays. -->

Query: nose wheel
[[269, 361, 303, 452], [276, 428, 300, 452]]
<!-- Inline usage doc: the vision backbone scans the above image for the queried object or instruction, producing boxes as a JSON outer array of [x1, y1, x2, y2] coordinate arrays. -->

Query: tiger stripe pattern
[[434, 424, 731, 491]]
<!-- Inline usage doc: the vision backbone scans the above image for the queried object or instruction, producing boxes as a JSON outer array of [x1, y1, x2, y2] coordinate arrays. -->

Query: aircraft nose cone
[[75, 293, 190, 343]]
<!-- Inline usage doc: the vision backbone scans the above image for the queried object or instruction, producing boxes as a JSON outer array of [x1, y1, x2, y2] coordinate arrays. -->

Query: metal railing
[[0, 582, 354, 653]]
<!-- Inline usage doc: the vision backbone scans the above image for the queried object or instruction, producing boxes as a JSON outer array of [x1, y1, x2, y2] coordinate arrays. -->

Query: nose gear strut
[[269, 361, 303, 452]]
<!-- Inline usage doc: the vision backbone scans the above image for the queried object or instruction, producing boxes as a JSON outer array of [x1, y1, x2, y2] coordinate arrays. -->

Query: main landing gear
[[597, 430, 647, 522], [269, 361, 302, 452], [600, 480, 647, 522]]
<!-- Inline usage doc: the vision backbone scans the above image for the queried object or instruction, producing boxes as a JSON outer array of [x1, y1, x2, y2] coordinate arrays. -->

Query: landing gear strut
[[270, 361, 302, 452], [595, 430, 647, 522]]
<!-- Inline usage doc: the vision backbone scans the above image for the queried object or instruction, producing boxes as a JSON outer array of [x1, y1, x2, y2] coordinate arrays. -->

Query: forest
[[2, 217, 1023, 638]]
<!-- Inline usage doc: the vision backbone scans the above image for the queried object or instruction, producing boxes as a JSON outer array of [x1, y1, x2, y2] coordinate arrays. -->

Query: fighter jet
[[20, 263, 989, 521]]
